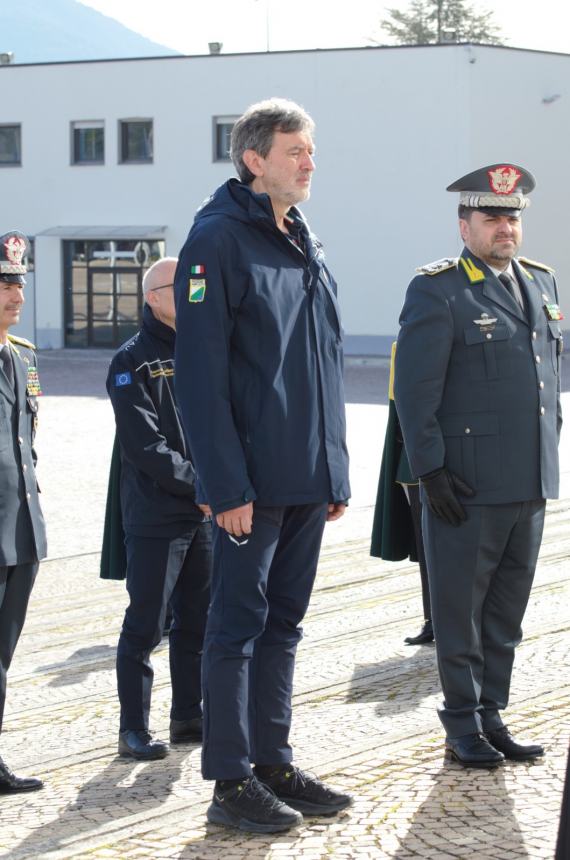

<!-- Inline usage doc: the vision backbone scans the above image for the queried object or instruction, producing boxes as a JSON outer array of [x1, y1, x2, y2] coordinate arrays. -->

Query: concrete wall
[[0, 43, 568, 351]]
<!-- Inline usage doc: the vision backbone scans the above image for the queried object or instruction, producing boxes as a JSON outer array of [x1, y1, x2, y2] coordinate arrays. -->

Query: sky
[[77, 0, 570, 56]]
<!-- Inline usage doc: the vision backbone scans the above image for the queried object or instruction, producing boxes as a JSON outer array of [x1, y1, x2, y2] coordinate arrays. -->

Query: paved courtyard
[[1, 350, 569, 859]]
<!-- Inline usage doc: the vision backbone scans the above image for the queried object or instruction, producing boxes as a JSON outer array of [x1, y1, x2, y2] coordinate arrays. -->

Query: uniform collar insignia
[[460, 257, 486, 284], [516, 261, 534, 281]]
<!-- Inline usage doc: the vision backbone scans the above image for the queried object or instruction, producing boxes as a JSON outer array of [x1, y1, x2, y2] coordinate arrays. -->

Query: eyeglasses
[[150, 283, 174, 292]]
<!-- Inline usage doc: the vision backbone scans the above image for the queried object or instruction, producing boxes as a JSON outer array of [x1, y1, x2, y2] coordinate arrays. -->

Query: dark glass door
[[87, 267, 142, 347]]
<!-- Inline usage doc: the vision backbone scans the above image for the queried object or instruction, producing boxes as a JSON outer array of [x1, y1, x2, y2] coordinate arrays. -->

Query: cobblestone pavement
[[1, 351, 569, 860]]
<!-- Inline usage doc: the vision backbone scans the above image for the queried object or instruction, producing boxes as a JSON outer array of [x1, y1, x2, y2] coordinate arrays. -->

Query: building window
[[0, 124, 21, 165], [119, 119, 153, 163], [213, 116, 238, 162], [72, 121, 104, 164], [63, 239, 165, 348]]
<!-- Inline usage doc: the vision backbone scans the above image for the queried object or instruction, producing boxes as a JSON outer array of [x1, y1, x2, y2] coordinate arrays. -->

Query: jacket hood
[[194, 178, 310, 234]]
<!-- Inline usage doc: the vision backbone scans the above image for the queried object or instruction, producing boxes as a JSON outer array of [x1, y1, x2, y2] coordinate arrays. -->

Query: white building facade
[[0, 43, 568, 351]]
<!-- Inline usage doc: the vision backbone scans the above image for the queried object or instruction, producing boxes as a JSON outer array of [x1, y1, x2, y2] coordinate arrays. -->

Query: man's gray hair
[[230, 97, 315, 184]]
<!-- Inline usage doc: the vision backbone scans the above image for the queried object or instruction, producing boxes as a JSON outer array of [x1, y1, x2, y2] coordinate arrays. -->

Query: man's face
[[0, 279, 24, 336], [253, 130, 315, 208], [460, 211, 522, 268]]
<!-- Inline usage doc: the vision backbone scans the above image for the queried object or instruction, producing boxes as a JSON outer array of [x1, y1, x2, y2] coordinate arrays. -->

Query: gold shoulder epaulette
[[8, 333, 36, 350], [416, 257, 457, 276], [517, 256, 555, 274]]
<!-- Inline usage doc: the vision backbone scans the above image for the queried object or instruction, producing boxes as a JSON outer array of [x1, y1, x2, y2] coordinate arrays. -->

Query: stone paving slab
[[0, 353, 568, 859]]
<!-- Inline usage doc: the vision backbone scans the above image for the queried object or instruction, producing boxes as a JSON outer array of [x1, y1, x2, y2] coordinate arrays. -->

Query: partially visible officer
[[395, 165, 563, 768], [556, 743, 570, 859], [0, 231, 46, 793], [174, 98, 352, 833], [106, 257, 212, 761], [370, 343, 433, 645]]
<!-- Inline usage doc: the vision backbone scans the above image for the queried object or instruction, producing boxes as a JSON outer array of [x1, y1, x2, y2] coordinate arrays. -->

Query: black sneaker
[[207, 775, 303, 833], [255, 765, 353, 816]]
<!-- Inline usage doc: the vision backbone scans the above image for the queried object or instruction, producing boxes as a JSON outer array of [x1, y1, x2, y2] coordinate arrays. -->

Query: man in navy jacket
[[175, 98, 352, 832], [107, 257, 211, 761], [395, 165, 562, 768]]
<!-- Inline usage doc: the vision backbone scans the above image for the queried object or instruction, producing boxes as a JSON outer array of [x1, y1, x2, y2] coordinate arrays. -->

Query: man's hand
[[216, 502, 254, 536], [420, 468, 474, 527], [198, 504, 212, 517], [327, 502, 347, 522]]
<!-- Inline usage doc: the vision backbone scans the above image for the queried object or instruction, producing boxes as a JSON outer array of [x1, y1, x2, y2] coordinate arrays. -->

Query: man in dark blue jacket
[[395, 165, 562, 768], [107, 257, 211, 761], [175, 98, 352, 832]]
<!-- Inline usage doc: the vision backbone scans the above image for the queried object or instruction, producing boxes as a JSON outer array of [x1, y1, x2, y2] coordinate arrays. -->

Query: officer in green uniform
[[395, 165, 562, 767], [370, 343, 433, 644], [0, 231, 46, 793]]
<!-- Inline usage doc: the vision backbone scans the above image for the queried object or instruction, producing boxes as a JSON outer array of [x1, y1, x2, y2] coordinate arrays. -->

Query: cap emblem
[[4, 235, 26, 267], [488, 166, 522, 195]]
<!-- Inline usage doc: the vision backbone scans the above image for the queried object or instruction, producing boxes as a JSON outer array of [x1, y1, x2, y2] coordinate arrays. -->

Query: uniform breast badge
[[473, 313, 498, 333], [26, 366, 42, 397], [543, 302, 564, 321]]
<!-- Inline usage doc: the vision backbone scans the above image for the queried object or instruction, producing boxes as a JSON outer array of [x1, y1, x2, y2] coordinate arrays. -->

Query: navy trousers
[[0, 563, 39, 734], [423, 499, 545, 736], [116, 523, 212, 732], [202, 503, 328, 780]]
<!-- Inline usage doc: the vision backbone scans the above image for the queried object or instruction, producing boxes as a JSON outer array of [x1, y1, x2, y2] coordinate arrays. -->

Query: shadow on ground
[[393, 766, 530, 858], [11, 755, 182, 859], [348, 648, 441, 717], [36, 645, 117, 687]]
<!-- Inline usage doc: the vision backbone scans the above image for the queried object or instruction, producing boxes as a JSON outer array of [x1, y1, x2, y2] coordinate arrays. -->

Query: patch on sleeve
[[190, 264, 205, 275], [189, 279, 206, 303], [115, 372, 132, 387], [416, 258, 457, 276]]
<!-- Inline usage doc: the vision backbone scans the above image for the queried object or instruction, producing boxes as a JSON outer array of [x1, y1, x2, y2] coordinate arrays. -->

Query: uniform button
[[532, 331, 537, 340], [465, 427, 471, 434], [540, 407, 545, 416], [535, 355, 541, 364], [26, 492, 31, 500], [539, 381, 545, 389], [18, 436, 23, 445], [23, 463, 27, 471], [486, 333, 492, 340], [19, 409, 23, 416]]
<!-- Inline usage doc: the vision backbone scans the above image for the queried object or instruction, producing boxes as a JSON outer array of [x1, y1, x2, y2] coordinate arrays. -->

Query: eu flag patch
[[115, 372, 132, 386]]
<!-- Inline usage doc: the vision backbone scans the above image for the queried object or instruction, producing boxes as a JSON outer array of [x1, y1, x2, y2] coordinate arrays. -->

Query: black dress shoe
[[485, 726, 544, 761], [445, 733, 505, 768], [170, 717, 202, 744], [0, 757, 43, 793], [118, 730, 169, 760], [404, 619, 434, 645]]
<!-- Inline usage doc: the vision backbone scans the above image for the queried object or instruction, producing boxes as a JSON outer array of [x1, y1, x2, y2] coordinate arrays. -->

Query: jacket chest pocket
[[547, 320, 563, 375], [26, 396, 38, 437], [464, 324, 512, 380]]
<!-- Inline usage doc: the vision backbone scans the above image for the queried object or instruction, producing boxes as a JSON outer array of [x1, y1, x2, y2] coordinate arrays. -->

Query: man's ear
[[242, 148, 264, 178], [459, 219, 469, 242]]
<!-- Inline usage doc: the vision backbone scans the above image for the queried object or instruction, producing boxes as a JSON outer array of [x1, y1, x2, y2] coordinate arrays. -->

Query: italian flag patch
[[190, 264, 205, 275]]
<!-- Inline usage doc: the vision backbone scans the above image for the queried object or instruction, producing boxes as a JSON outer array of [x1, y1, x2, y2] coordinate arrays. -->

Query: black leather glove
[[419, 467, 475, 527]]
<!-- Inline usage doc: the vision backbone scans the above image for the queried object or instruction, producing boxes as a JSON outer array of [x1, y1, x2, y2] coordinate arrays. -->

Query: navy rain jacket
[[174, 179, 351, 515], [107, 304, 205, 536]]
